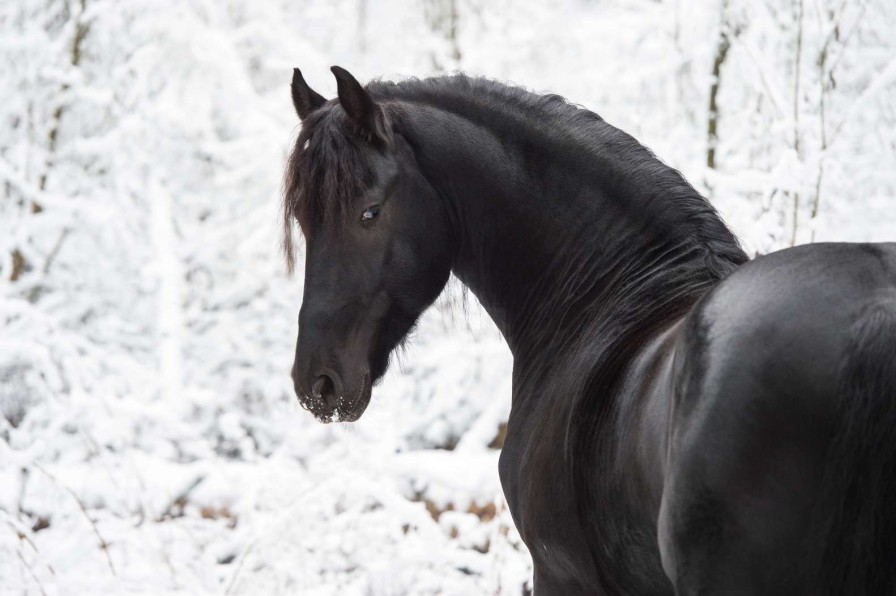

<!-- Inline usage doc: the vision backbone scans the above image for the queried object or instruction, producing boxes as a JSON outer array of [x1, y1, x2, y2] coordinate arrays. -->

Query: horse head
[[284, 67, 453, 422]]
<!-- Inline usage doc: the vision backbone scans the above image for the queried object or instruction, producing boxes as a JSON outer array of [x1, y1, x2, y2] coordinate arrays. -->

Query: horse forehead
[[368, 149, 400, 178]]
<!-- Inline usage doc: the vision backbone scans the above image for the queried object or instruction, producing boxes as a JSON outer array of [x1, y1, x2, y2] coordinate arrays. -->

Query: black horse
[[284, 66, 896, 595]]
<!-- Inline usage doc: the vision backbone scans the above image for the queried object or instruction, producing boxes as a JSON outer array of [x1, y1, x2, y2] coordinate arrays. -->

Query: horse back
[[659, 242, 896, 595]]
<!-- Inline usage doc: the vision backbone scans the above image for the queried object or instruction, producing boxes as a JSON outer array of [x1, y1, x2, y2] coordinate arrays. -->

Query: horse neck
[[391, 100, 746, 364]]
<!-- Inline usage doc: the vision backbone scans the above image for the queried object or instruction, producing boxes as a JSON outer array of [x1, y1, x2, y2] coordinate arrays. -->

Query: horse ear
[[291, 68, 326, 120], [330, 66, 392, 145]]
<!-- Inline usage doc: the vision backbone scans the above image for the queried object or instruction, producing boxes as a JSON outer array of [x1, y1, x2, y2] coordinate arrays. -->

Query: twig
[[736, 38, 788, 121], [32, 462, 117, 577], [42, 228, 70, 276], [825, 0, 869, 83], [157, 475, 205, 521], [26, 227, 71, 303], [17, 467, 28, 517], [3, 516, 56, 578], [828, 51, 895, 147], [16, 548, 48, 596], [224, 538, 258, 595]]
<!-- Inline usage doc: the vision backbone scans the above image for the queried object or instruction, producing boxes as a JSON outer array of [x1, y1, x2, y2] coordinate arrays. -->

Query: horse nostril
[[312, 375, 337, 408]]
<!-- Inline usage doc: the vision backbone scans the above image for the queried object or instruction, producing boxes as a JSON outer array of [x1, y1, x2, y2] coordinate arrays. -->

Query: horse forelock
[[282, 106, 374, 272]]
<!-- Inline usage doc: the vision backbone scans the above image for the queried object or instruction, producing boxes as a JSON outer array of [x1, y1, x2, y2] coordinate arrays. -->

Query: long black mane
[[283, 74, 747, 278]]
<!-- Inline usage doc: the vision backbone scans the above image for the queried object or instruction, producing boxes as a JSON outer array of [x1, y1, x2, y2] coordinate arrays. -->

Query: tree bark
[[10, 0, 89, 282], [706, 0, 731, 171]]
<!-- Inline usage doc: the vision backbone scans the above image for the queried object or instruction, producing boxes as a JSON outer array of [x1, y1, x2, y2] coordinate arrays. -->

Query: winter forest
[[1, 0, 895, 593]]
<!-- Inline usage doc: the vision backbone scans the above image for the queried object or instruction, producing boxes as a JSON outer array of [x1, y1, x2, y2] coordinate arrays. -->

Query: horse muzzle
[[292, 364, 372, 423]]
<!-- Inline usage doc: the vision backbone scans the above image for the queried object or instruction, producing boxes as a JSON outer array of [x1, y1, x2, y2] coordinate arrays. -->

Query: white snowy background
[[1, 0, 894, 594]]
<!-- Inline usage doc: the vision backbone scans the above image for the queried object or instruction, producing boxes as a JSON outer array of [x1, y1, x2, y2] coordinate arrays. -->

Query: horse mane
[[283, 73, 746, 279]]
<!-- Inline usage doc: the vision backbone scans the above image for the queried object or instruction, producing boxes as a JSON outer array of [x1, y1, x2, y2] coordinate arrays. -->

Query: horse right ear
[[291, 68, 327, 120], [331, 65, 392, 146]]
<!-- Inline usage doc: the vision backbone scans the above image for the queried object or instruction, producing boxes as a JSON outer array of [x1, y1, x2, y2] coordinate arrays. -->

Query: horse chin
[[340, 373, 373, 422]]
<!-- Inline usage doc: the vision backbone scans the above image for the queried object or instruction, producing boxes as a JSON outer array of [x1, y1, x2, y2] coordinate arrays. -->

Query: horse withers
[[283, 66, 896, 595]]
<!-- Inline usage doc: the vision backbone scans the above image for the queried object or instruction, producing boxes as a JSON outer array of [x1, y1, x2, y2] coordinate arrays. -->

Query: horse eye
[[361, 205, 380, 222]]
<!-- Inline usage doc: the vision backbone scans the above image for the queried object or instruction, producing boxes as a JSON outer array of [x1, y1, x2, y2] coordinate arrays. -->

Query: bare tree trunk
[[810, 1, 865, 241], [10, 0, 88, 282], [706, 0, 731, 171], [424, 0, 462, 72], [39, 0, 89, 195], [810, 19, 832, 242], [447, 0, 461, 64], [790, 0, 804, 246]]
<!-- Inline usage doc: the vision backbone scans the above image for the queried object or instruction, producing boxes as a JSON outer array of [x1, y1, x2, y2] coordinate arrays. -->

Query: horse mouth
[[307, 372, 372, 423]]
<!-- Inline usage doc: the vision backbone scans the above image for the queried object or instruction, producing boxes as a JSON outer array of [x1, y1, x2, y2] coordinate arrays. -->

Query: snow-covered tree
[[1, 0, 893, 593]]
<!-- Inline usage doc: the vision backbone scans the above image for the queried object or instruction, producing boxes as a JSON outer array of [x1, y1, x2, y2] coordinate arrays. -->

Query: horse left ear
[[331, 66, 392, 146], [291, 68, 327, 121]]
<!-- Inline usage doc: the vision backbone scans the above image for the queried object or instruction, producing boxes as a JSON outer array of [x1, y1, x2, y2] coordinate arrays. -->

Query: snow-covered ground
[[2, 0, 894, 593]]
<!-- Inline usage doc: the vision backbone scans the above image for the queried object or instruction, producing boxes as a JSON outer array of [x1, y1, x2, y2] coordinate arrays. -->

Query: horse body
[[284, 69, 896, 594], [504, 242, 896, 594], [660, 243, 896, 595]]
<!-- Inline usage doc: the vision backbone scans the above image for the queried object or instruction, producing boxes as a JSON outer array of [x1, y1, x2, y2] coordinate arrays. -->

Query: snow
[[1, 0, 895, 593]]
